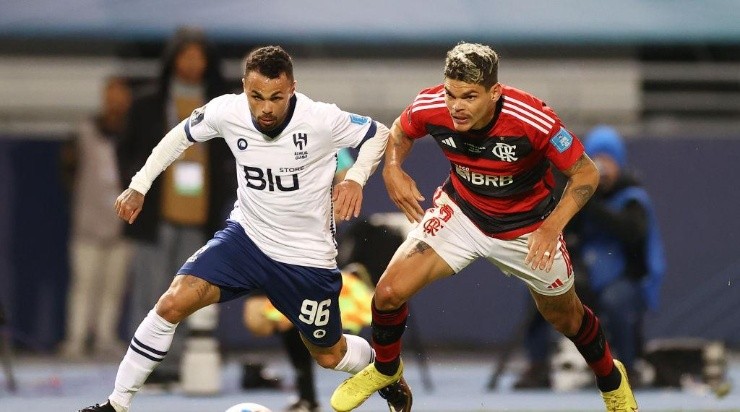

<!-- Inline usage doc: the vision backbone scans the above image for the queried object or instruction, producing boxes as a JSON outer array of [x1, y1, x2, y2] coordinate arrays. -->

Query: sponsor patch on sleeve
[[550, 127, 574, 153], [190, 105, 206, 127], [349, 114, 370, 125]]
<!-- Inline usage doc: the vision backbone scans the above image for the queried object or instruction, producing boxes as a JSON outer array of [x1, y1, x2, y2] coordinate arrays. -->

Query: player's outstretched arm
[[335, 121, 390, 221], [116, 119, 194, 225], [382, 117, 425, 223], [128, 119, 194, 195]]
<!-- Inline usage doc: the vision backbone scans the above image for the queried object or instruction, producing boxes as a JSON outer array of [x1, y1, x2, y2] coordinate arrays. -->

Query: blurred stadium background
[[1, 1, 739, 411]]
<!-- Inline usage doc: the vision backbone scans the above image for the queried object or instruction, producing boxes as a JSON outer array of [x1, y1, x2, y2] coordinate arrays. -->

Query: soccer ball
[[225, 403, 273, 412]]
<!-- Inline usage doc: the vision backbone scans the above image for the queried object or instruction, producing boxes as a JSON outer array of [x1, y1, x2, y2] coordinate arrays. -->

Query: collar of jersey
[[252, 94, 298, 140]]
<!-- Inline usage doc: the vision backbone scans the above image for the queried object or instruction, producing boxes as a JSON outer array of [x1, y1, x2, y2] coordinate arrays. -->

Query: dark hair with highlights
[[244, 45, 294, 81], [444, 42, 499, 89]]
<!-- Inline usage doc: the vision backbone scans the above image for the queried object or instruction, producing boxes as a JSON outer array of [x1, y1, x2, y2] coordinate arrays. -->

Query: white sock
[[335, 334, 374, 374], [108, 310, 178, 409]]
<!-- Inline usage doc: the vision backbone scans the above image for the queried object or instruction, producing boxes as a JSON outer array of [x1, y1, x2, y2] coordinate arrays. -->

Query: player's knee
[[373, 283, 405, 311], [155, 290, 189, 324]]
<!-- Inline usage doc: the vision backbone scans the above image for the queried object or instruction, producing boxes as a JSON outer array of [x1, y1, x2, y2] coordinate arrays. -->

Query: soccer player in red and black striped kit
[[332, 42, 638, 412]]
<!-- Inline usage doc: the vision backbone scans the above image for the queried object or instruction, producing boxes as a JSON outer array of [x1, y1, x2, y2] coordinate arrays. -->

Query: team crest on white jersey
[[293, 133, 308, 159]]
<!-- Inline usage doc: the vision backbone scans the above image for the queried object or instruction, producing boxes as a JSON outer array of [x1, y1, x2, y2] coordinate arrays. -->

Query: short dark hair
[[444, 42, 499, 89], [244, 45, 294, 80]]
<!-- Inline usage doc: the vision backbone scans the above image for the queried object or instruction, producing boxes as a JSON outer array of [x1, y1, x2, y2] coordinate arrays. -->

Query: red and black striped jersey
[[399, 84, 584, 239]]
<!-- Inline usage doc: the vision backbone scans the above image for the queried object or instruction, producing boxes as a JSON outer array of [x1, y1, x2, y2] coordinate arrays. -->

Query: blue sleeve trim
[[356, 120, 377, 149], [184, 121, 196, 142]]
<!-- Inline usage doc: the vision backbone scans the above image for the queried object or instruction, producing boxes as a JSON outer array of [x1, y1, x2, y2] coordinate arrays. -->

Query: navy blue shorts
[[178, 220, 343, 347]]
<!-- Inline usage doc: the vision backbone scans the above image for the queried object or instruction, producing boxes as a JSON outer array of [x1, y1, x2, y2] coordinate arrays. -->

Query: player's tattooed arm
[[562, 154, 597, 208], [539, 153, 599, 234], [526, 153, 599, 271]]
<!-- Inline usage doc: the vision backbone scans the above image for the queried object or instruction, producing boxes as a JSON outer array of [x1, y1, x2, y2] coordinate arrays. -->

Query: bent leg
[[332, 193, 468, 412], [303, 334, 373, 374], [154, 274, 221, 323], [374, 237, 455, 311], [108, 275, 220, 410], [372, 238, 454, 376], [530, 287, 622, 393]]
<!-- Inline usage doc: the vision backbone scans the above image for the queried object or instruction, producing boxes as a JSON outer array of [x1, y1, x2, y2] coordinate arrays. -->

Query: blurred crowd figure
[[514, 125, 666, 389], [116, 26, 235, 384], [59, 77, 133, 360]]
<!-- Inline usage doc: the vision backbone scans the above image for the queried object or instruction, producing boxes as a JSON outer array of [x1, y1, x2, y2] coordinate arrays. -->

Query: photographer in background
[[575, 125, 666, 380]]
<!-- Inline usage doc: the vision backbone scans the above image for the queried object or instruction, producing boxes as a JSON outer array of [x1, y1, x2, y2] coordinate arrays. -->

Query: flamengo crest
[[491, 142, 518, 162]]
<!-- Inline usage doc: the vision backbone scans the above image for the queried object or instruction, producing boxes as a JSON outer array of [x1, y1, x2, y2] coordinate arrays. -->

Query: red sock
[[570, 305, 615, 377], [371, 301, 408, 375]]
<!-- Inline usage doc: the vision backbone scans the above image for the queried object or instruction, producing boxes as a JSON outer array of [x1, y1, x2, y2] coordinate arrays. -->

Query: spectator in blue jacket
[[576, 125, 666, 373]]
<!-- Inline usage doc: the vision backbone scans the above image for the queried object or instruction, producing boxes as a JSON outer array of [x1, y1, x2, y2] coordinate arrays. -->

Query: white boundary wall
[[0, 57, 640, 138]]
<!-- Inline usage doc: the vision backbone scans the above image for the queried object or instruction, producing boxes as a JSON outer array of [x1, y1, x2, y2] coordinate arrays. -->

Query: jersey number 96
[[299, 299, 331, 326]]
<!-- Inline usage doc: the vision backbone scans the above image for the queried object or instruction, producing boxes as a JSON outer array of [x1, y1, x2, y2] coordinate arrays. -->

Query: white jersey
[[184, 92, 377, 268]]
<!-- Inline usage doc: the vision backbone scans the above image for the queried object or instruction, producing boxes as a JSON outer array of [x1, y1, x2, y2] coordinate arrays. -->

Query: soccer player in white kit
[[78, 46, 411, 412]]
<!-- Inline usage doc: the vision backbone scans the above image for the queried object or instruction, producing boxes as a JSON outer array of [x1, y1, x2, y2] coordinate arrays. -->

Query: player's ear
[[290, 80, 297, 96], [490, 83, 502, 101], [242, 78, 247, 92]]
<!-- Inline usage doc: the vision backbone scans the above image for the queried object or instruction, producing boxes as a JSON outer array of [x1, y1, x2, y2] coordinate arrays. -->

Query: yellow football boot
[[601, 360, 639, 412], [331, 360, 404, 411]]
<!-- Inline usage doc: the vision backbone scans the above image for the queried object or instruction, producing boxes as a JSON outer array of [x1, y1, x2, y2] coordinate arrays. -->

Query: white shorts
[[406, 189, 574, 296]]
